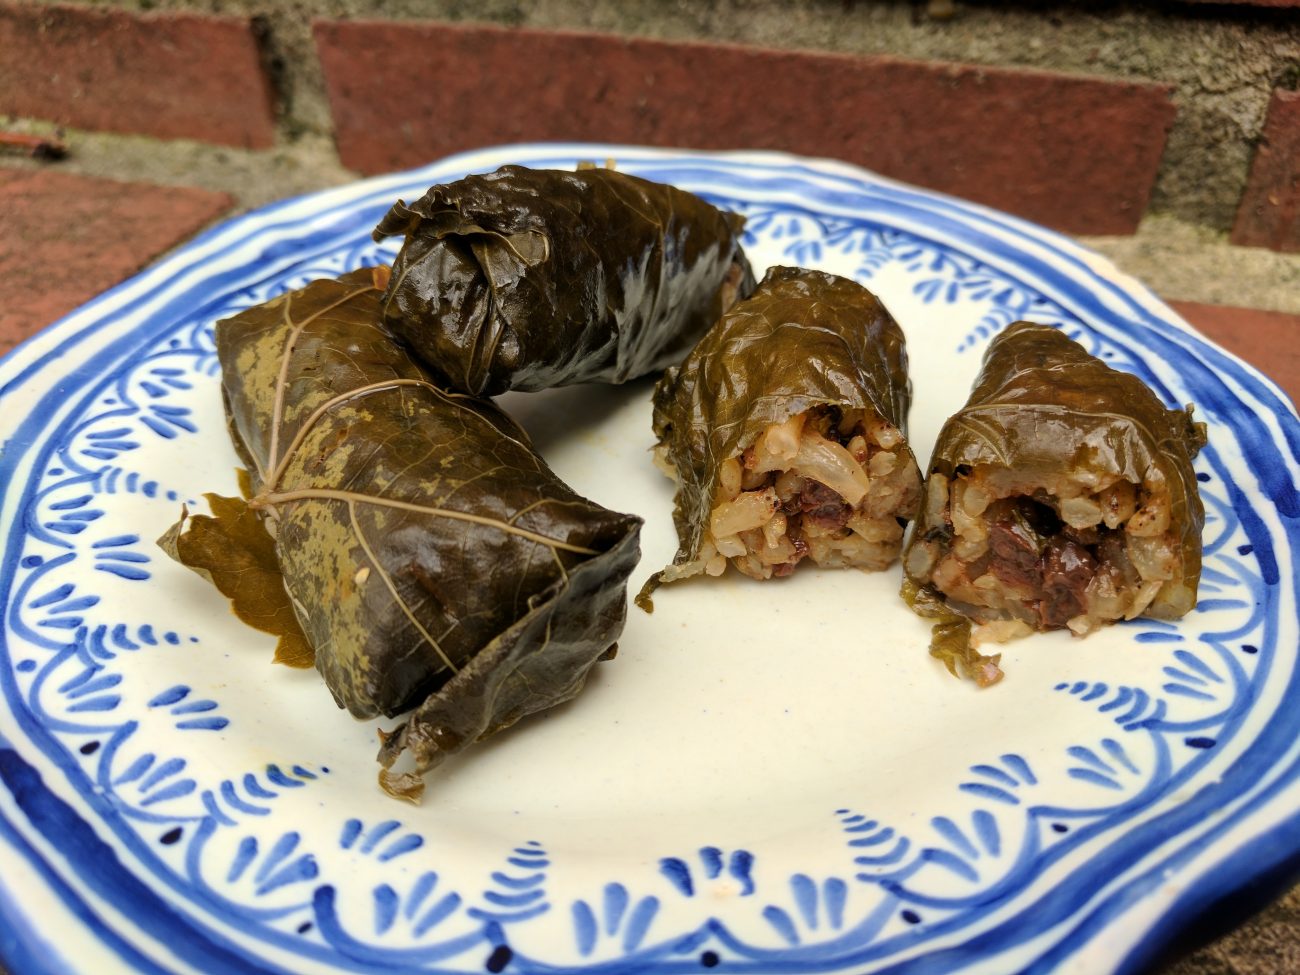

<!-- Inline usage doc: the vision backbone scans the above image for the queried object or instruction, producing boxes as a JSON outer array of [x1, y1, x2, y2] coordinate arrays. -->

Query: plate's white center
[[139, 262, 1197, 869]]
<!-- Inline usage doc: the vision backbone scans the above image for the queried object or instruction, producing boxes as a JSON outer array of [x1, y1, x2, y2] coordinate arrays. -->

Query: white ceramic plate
[[1, 145, 1297, 975]]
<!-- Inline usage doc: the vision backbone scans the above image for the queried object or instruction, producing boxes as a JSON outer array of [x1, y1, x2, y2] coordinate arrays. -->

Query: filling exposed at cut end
[[664, 405, 922, 582], [905, 464, 1190, 644]]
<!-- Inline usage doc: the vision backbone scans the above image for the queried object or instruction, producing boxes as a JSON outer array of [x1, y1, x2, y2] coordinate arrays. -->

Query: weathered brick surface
[[1231, 90, 1300, 254], [1171, 300, 1300, 406], [314, 20, 1175, 236], [1181, 0, 1300, 7], [0, 170, 232, 354], [0, 3, 276, 148]]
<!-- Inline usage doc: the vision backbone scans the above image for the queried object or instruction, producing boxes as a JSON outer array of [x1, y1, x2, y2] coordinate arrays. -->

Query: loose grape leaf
[[928, 618, 1004, 689], [158, 492, 314, 668], [901, 578, 1004, 688]]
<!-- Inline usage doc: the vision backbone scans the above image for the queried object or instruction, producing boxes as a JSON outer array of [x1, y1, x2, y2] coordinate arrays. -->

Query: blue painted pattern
[[0, 144, 1296, 974]]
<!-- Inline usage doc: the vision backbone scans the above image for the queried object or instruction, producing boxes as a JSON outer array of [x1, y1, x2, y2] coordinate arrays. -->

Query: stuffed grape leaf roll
[[167, 266, 642, 800], [372, 165, 754, 396], [639, 266, 923, 606], [902, 321, 1206, 685]]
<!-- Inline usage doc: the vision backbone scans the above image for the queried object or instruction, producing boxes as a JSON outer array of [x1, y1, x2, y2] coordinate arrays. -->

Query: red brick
[[0, 170, 232, 353], [1180, 1, 1300, 7], [1170, 300, 1300, 407], [0, 4, 275, 148], [314, 20, 1175, 236], [1231, 90, 1300, 253]]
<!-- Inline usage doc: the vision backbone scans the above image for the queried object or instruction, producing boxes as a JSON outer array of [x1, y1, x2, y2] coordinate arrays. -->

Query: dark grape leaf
[[178, 266, 642, 799], [372, 165, 755, 396], [639, 266, 920, 608], [903, 320, 1206, 626]]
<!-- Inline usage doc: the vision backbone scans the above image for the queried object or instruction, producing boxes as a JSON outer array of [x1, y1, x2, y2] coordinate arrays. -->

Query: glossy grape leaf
[[373, 164, 755, 396], [901, 321, 1207, 682], [158, 492, 314, 668], [640, 266, 920, 608]]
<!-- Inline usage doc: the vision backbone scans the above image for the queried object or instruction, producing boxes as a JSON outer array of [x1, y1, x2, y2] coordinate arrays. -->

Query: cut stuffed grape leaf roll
[[639, 266, 923, 606], [902, 321, 1206, 686], [164, 266, 642, 801], [372, 164, 754, 396]]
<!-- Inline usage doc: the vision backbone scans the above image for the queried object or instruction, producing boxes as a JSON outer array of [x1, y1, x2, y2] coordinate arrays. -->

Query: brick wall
[[1, 0, 1298, 404], [0, 0, 1297, 244], [0, 12, 1298, 972]]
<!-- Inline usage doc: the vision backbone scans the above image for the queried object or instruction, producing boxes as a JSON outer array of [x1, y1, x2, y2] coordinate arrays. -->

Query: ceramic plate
[[1, 145, 1297, 975]]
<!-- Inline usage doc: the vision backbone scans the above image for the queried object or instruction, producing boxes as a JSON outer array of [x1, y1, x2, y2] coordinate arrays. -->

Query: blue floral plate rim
[[0, 143, 1297, 975]]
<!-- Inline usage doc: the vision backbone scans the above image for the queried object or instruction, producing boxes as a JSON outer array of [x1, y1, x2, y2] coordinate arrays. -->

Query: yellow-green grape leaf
[[158, 493, 314, 668]]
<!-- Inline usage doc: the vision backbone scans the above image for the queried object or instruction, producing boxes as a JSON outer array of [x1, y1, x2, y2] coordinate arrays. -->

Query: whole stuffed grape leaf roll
[[170, 266, 641, 801], [640, 266, 923, 606], [372, 164, 755, 396], [902, 321, 1206, 686]]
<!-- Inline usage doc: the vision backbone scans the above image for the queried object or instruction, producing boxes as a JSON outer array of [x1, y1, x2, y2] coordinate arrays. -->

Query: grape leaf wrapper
[[639, 266, 920, 606], [372, 165, 755, 396], [167, 266, 642, 801], [902, 321, 1206, 685], [900, 579, 1003, 689]]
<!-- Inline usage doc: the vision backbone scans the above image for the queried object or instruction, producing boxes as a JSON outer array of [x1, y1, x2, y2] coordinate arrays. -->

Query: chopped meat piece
[[800, 480, 851, 531], [1040, 539, 1098, 627], [988, 520, 1042, 591]]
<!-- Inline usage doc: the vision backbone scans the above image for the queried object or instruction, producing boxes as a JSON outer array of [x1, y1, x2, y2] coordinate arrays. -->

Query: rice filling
[[904, 464, 1188, 638], [661, 404, 921, 582]]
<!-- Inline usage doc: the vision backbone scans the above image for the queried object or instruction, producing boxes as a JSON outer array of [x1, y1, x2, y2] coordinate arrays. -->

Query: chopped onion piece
[[868, 450, 897, 476], [1125, 580, 1165, 619], [1066, 615, 1098, 637], [1099, 480, 1137, 529], [972, 619, 1033, 646], [1128, 534, 1176, 582], [1059, 495, 1103, 529], [759, 537, 797, 565], [960, 480, 991, 517], [847, 513, 903, 543], [774, 470, 805, 503], [792, 432, 870, 505], [905, 540, 937, 579], [710, 487, 779, 537], [867, 415, 902, 449], [1127, 492, 1171, 537]]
